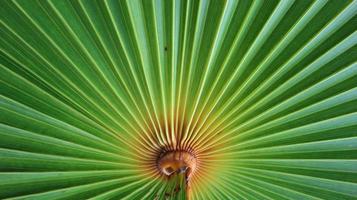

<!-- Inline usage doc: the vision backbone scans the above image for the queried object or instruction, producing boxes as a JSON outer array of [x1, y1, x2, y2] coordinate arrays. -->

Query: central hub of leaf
[[157, 151, 197, 178]]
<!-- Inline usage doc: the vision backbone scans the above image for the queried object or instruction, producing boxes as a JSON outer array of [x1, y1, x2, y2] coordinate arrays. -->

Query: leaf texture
[[0, 0, 356, 199]]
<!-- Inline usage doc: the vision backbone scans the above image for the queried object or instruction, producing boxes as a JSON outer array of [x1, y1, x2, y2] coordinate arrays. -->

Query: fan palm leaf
[[1, 0, 356, 199]]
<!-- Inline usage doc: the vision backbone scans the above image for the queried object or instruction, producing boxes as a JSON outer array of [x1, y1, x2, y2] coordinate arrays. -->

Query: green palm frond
[[1, 0, 356, 199]]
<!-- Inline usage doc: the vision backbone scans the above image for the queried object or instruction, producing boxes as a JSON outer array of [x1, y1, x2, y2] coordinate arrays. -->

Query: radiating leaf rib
[[11, 178, 133, 200]]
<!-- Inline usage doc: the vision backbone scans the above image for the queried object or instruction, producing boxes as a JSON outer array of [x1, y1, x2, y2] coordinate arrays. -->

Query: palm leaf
[[1, 0, 356, 199]]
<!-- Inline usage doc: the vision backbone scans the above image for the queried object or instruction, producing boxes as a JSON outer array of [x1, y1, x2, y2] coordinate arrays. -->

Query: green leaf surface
[[1, 0, 356, 199]]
